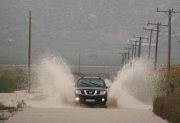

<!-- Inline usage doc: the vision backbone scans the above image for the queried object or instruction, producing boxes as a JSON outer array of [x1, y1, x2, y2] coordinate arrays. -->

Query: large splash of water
[[29, 54, 75, 107], [107, 59, 161, 109]]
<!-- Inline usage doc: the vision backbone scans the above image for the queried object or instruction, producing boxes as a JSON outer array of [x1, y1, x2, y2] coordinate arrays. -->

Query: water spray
[[108, 59, 161, 109]]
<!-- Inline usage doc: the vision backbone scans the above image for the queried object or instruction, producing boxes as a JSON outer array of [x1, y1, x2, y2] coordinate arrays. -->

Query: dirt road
[[5, 107, 167, 123]]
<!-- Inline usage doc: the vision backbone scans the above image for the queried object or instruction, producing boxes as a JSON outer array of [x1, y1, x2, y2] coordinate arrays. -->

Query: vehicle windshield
[[77, 79, 105, 88]]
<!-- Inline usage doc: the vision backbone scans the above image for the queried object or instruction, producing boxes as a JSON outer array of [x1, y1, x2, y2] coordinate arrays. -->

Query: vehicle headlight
[[75, 90, 81, 94], [75, 97, 80, 101], [100, 90, 106, 95]]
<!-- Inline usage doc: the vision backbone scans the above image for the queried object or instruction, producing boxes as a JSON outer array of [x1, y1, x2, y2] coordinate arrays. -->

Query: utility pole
[[124, 47, 132, 62], [28, 10, 31, 93], [128, 44, 135, 59], [147, 22, 167, 70], [133, 36, 148, 58], [143, 27, 157, 60], [157, 8, 180, 73], [124, 53, 127, 64], [121, 54, 124, 66], [129, 39, 139, 59], [133, 41, 139, 59], [79, 53, 81, 75], [119, 52, 126, 66]]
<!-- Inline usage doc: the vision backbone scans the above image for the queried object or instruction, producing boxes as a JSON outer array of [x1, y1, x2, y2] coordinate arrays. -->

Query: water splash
[[108, 59, 161, 109], [29, 53, 75, 107]]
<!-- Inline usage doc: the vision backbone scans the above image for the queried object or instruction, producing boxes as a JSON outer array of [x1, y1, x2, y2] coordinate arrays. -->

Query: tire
[[101, 105, 107, 108]]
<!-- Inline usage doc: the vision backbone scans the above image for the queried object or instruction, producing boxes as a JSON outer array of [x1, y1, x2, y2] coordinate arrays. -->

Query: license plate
[[86, 99, 95, 102]]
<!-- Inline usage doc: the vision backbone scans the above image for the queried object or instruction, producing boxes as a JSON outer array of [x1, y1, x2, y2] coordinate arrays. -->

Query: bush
[[153, 88, 180, 123], [0, 102, 16, 110], [154, 65, 180, 123], [0, 70, 18, 93], [0, 69, 28, 93]]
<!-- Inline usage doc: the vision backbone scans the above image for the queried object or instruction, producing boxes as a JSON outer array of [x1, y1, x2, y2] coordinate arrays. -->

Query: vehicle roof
[[78, 76, 102, 79]]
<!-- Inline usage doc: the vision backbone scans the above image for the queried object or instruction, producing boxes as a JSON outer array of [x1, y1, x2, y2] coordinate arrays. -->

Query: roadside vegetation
[[153, 65, 180, 123], [0, 67, 28, 93], [0, 100, 26, 121]]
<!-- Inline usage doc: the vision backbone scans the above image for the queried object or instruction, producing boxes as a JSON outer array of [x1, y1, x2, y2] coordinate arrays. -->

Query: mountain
[[0, 0, 180, 66]]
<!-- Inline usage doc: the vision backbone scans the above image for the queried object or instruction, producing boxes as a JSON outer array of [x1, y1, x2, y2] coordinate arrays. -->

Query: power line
[[170, 0, 175, 8], [174, 15, 180, 28], [169, 0, 180, 41], [172, 28, 180, 41]]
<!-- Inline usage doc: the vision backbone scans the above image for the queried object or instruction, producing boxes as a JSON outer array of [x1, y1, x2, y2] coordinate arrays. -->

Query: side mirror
[[106, 85, 110, 88]]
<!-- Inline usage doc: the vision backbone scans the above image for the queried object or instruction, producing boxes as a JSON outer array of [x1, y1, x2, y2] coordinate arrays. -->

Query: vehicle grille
[[86, 90, 95, 95], [81, 90, 100, 95], [81, 90, 85, 94]]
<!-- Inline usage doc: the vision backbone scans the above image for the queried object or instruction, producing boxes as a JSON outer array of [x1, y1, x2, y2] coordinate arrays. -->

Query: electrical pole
[[119, 52, 126, 66], [79, 53, 81, 75], [124, 47, 131, 62], [124, 47, 134, 62], [147, 22, 167, 70], [122, 54, 124, 66], [124, 53, 127, 64], [128, 44, 135, 59], [143, 27, 157, 60], [28, 10, 31, 93], [133, 41, 139, 59], [129, 39, 139, 59], [157, 8, 180, 73], [133, 36, 148, 58]]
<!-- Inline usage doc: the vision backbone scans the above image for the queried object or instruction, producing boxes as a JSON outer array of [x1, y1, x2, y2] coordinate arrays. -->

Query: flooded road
[[5, 107, 167, 123], [0, 56, 167, 123]]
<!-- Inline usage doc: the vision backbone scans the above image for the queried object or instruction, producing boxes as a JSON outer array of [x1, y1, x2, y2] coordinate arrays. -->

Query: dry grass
[[160, 64, 180, 74], [158, 64, 180, 91], [153, 65, 180, 123], [153, 88, 180, 123]]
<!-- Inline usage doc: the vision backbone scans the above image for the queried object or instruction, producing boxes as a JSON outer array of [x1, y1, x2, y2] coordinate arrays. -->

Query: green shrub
[[0, 70, 18, 93], [0, 69, 28, 93]]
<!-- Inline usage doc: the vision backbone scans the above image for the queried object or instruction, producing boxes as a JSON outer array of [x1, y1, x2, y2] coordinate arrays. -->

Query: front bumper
[[75, 94, 107, 105]]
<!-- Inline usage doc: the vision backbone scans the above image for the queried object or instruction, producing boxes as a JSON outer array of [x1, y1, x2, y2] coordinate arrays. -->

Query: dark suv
[[74, 76, 108, 107]]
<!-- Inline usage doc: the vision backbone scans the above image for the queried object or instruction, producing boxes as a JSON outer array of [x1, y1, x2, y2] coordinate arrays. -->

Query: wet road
[[6, 107, 167, 123]]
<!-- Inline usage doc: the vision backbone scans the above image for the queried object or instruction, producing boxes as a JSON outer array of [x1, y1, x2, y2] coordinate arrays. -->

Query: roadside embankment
[[153, 65, 180, 123]]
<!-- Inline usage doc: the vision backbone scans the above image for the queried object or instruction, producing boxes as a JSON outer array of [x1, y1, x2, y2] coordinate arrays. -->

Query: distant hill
[[0, 0, 180, 66]]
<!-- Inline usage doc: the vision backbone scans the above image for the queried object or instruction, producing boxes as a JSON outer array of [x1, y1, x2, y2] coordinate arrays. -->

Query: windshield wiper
[[79, 82, 92, 87], [89, 82, 102, 87]]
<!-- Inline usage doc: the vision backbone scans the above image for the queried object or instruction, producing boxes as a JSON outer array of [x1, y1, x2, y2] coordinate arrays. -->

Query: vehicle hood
[[75, 87, 106, 90]]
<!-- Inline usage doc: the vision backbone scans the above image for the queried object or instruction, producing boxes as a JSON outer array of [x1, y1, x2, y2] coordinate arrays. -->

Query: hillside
[[0, 0, 180, 65]]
